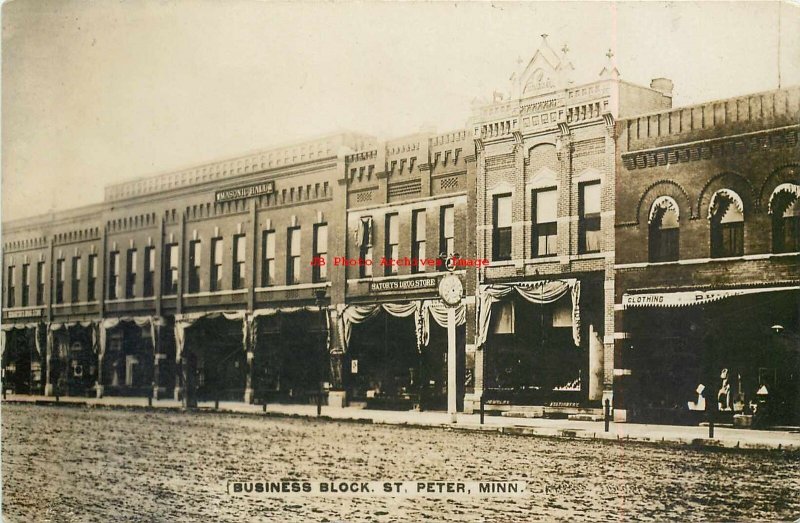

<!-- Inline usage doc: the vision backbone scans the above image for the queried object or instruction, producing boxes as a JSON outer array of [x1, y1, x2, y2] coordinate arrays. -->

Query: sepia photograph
[[1, 0, 799, 521]]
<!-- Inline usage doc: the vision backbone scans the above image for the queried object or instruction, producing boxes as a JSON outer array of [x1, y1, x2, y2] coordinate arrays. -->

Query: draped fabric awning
[[475, 279, 581, 349], [174, 307, 333, 362], [339, 300, 467, 354], [47, 320, 100, 357], [622, 285, 799, 308], [99, 316, 167, 358], [250, 306, 333, 358], [174, 311, 248, 362]]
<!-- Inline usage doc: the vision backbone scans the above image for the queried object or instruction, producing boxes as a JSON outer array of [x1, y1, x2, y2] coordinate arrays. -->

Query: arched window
[[709, 189, 744, 258], [769, 183, 800, 253], [648, 196, 679, 262]]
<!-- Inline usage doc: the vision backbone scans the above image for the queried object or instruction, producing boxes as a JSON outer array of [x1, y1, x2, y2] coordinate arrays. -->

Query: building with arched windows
[[615, 86, 800, 424], [2, 37, 797, 426]]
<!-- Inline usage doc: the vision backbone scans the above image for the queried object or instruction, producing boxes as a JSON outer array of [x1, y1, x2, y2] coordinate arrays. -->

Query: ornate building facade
[[2, 37, 797, 425], [467, 36, 671, 415], [614, 86, 800, 424]]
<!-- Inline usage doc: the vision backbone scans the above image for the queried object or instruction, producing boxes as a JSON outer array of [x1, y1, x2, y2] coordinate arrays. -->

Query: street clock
[[438, 274, 463, 306]]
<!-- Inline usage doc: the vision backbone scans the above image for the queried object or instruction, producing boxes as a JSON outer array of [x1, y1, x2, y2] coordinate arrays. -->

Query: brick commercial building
[[338, 130, 477, 410], [1, 132, 374, 406], [614, 86, 800, 425], [2, 37, 797, 425], [467, 36, 671, 415]]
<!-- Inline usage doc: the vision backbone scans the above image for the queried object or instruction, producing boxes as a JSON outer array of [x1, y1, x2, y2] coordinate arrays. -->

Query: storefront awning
[[622, 285, 799, 308]]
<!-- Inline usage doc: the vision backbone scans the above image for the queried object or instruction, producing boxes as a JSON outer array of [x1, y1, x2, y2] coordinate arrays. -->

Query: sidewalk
[[3, 394, 799, 452]]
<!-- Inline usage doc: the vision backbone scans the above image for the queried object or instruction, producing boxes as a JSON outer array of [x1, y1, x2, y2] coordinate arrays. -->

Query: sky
[[3, 0, 799, 221]]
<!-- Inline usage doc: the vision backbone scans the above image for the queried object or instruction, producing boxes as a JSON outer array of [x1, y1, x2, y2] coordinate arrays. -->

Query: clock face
[[438, 275, 463, 306]]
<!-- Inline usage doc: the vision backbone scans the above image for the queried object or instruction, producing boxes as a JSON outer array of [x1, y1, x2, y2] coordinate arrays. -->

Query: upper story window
[[532, 188, 558, 257], [385, 214, 399, 276], [492, 194, 512, 261], [72, 256, 82, 302], [143, 247, 155, 297], [261, 230, 275, 287], [21, 263, 30, 307], [412, 210, 426, 274], [709, 189, 744, 258], [6, 265, 15, 308], [233, 235, 246, 290], [648, 196, 680, 263], [287, 227, 301, 285], [87, 255, 97, 302], [189, 240, 202, 293], [313, 224, 328, 282], [770, 183, 800, 254], [56, 258, 66, 303], [163, 244, 179, 295], [125, 249, 137, 299], [358, 217, 373, 278], [107, 253, 118, 301], [210, 238, 223, 291], [578, 181, 601, 254], [36, 261, 45, 305], [438, 206, 453, 271]]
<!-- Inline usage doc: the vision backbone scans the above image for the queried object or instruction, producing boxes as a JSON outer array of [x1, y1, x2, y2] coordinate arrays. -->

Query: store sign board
[[369, 278, 437, 293], [5, 308, 44, 319], [215, 181, 275, 203], [623, 286, 796, 308]]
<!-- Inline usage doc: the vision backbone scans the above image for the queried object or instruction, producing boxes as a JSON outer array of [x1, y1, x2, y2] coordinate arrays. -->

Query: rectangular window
[[261, 230, 275, 287], [36, 261, 45, 305], [125, 249, 137, 299], [107, 253, 118, 300], [358, 217, 373, 278], [87, 255, 97, 301], [287, 227, 301, 285], [493, 194, 512, 261], [143, 247, 155, 297], [188, 240, 202, 293], [56, 259, 66, 303], [232, 235, 246, 290], [719, 223, 744, 257], [6, 266, 15, 308], [313, 224, 328, 282], [533, 188, 558, 257], [72, 256, 82, 302], [21, 264, 30, 307], [412, 210, 426, 273], [163, 244, 178, 295], [210, 238, 223, 291], [438, 206, 454, 271], [579, 182, 601, 254], [385, 214, 399, 275]]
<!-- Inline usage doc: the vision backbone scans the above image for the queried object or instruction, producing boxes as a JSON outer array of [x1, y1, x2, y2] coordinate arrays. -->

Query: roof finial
[[541, 33, 549, 41], [561, 43, 570, 55], [606, 48, 614, 60]]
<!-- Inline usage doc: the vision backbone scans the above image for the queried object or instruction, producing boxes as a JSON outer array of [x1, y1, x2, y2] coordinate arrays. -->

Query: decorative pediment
[[520, 35, 562, 97], [526, 166, 559, 189], [574, 167, 602, 183]]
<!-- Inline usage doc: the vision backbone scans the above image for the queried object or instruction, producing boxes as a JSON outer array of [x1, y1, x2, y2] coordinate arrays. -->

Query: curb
[[3, 399, 799, 455]]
